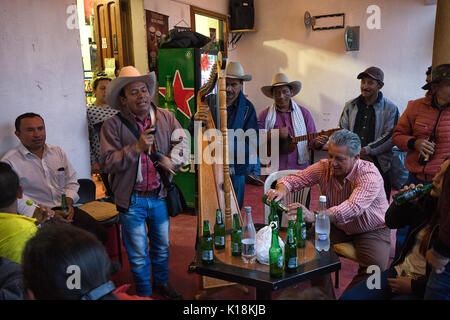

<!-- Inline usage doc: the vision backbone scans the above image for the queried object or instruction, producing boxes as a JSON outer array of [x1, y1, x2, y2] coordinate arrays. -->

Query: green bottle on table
[[285, 220, 298, 272], [295, 206, 306, 248], [269, 222, 283, 277], [214, 209, 225, 250], [201, 220, 214, 265], [60, 193, 68, 213], [268, 202, 280, 232], [231, 213, 242, 256]]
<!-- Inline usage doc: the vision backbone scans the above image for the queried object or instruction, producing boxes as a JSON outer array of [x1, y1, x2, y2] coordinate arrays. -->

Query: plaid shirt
[[279, 159, 388, 235]]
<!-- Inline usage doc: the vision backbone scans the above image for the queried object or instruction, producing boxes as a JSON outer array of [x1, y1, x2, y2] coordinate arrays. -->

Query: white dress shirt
[[1, 143, 80, 217]]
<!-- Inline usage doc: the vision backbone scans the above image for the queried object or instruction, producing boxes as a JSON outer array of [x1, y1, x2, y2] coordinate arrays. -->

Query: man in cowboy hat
[[258, 73, 327, 171], [100, 66, 187, 299], [339, 66, 400, 201], [192, 61, 260, 208]]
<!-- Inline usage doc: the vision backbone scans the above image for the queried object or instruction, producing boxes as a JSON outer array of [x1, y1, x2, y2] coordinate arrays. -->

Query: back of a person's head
[[0, 162, 19, 210], [22, 221, 116, 300]]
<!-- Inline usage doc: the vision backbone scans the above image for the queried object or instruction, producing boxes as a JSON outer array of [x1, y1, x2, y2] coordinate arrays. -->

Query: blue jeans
[[339, 267, 418, 300], [230, 175, 246, 209], [119, 192, 170, 296], [424, 263, 450, 300]]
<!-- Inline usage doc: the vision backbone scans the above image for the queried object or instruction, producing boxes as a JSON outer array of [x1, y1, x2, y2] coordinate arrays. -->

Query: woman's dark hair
[[93, 77, 111, 91], [0, 162, 20, 209], [22, 221, 116, 300]]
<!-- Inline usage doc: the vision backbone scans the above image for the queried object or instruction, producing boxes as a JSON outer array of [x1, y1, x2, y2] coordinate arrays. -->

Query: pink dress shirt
[[132, 115, 160, 192], [279, 159, 388, 235]]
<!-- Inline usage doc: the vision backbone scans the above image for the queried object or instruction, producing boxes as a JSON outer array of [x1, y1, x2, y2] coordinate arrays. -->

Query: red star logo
[[200, 53, 212, 72], [159, 70, 195, 119]]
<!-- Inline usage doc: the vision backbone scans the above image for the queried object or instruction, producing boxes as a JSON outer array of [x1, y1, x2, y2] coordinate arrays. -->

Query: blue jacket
[[339, 92, 399, 173]]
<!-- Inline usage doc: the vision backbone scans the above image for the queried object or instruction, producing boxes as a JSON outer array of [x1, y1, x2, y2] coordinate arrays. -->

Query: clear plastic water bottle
[[241, 206, 256, 263], [315, 195, 330, 252]]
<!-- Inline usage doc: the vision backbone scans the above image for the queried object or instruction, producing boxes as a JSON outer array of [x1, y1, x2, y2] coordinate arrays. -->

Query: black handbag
[[116, 112, 186, 217]]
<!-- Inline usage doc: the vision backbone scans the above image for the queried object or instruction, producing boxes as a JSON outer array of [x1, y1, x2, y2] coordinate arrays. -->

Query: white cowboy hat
[[106, 66, 157, 110], [260, 73, 302, 98], [225, 61, 252, 81]]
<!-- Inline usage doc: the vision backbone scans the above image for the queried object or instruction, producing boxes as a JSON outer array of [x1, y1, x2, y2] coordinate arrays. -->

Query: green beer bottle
[[285, 220, 298, 272], [60, 193, 68, 213], [262, 194, 288, 212], [268, 202, 280, 232], [295, 206, 306, 248], [393, 184, 433, 206], [231, 213, 242, 256], [269, 223, 283, 277], [163, 75, 178, 115], [201, 220, 214, 265], [214, 209, 225, 250]]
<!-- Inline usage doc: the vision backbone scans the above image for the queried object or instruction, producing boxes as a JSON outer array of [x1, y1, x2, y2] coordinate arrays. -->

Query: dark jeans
[[230, 175, 246, 209], [339, 267, 419, 300], [425, 263, 450, 300], [394, 173, 433, 259]]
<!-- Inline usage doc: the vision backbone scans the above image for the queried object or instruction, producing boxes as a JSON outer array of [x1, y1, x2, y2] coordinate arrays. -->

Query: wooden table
[[192, 224, 341, 300]]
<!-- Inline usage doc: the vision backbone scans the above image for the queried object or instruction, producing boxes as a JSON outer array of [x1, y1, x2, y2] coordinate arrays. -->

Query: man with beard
[[339, 66, 400, 200]]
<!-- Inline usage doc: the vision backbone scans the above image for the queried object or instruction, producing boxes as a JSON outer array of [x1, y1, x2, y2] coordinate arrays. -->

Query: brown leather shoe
[[152, 282, 183, 300]]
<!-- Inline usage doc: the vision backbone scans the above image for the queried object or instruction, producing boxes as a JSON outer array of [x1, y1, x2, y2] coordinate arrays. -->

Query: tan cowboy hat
[[106, 66, 157, 110], [261, 73, 302, 98], [225, 61, 252, 81]]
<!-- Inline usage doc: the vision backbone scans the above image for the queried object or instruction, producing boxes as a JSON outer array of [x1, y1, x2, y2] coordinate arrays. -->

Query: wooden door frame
[[190, 6, 228, 57]]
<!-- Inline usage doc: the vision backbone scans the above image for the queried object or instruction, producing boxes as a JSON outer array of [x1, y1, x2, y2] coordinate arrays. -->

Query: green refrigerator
[[157, 48, 218, 209]]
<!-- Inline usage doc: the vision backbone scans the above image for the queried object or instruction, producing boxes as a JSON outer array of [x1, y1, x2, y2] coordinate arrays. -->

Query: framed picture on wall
[[146, 10, 169, 75]]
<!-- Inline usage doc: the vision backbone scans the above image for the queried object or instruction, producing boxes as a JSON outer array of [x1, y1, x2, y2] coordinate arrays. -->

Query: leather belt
[[135, 189, 159, 198]]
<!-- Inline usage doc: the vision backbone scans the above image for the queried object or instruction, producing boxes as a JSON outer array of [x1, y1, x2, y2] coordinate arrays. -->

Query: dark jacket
[[385, 194, 439, 297], [100, 105, 187, 212], [0, 257, 23, 300], [433, 166, 450, 258]]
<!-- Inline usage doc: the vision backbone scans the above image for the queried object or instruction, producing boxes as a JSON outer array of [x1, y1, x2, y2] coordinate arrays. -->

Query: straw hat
[[225, 61, 252, 81], [261, 73, 302, 98], [106, 66, 157, 110]]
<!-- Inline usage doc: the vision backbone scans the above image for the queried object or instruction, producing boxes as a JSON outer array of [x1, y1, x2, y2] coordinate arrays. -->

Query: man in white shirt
[[1, 113, 108, 243]]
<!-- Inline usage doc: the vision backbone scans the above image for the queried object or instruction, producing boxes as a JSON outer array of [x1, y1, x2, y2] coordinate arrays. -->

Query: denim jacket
[[339, 92, 399, 173]]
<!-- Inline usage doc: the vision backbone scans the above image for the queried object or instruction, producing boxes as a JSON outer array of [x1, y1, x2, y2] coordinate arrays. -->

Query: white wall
[[227, 0, 436, 131], [144, 0, 228, 29], [0, 0, 91, 178]]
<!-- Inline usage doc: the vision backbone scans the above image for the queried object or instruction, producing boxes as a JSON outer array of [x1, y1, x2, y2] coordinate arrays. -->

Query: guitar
[[278, 128, 342, 154]]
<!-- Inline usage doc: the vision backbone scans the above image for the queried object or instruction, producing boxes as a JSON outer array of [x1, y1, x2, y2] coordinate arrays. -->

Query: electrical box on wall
[[345, 26, 360, 51]]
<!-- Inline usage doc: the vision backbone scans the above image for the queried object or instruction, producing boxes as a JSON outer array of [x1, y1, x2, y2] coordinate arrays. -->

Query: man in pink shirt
[[266, 129, 390, 295]]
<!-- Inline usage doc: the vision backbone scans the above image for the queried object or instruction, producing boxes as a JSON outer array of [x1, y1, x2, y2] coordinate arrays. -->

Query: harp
[[196, 54, 242, 291]]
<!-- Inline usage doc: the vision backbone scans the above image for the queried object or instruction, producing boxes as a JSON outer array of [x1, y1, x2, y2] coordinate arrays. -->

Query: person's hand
[[33, 204, 55, 225], [136, 127, 156, 153], [279, 127, 289, 139], [265, 184, 288, 202], [287, 203, 315, 223], [194, 105, 209, 125], [157, 155, 175, 173], [54, 205, 74, 223], [91, 162, 101, 174], [314, 135, 329, 149], [387, 276, 412, 294], [414, 139, 435, 158], [399, 183, 423, 193], [426, 249, 449, 274]]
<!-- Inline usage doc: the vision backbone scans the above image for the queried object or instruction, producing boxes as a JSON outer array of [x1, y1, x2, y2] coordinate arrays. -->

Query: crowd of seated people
[[0, 62, 449, 300]]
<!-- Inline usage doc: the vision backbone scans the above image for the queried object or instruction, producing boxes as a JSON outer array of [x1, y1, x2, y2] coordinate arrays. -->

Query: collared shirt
[[353, 94, 379, 147], [1, 143, 80, 217], [131, 115, 160, 192], [278, 159, 388, 235]]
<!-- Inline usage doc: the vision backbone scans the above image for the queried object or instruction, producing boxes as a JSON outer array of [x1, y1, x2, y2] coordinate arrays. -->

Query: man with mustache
[[339, 66, 400, 201], [265, 130, 391, 297]]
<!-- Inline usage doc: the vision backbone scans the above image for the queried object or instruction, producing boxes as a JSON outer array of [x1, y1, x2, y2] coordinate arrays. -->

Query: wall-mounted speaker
[[229, 0, 254, 31]]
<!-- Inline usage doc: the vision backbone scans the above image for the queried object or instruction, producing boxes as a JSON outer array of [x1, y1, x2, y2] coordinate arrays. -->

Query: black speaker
[[229, 0, 254, 31]]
